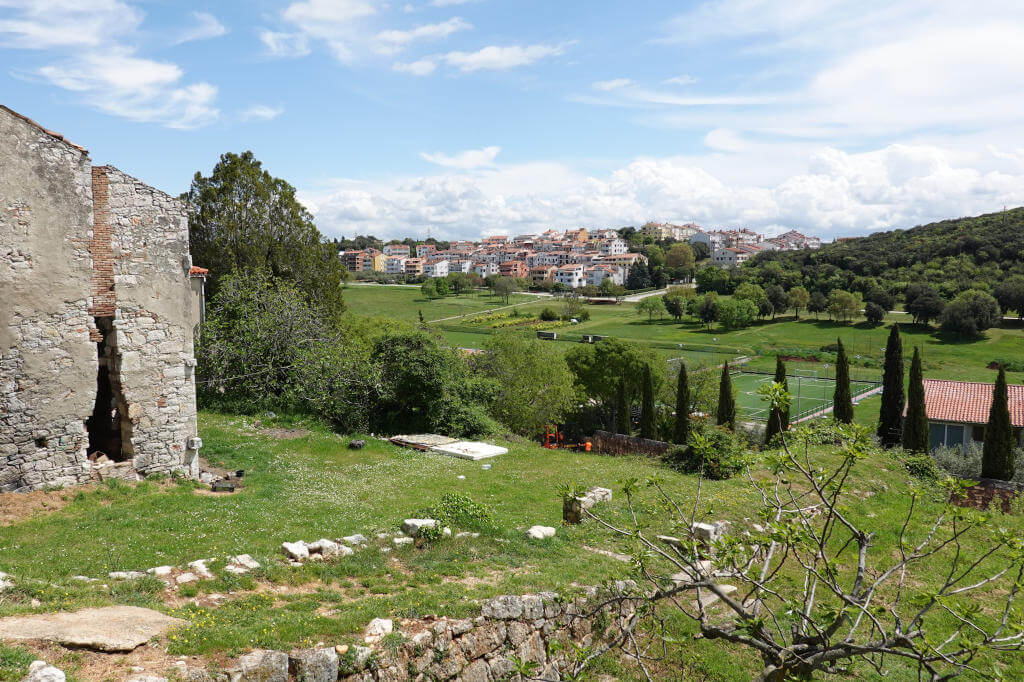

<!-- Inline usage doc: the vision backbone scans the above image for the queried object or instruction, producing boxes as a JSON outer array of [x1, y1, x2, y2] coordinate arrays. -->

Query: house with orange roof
[[915, 378, 1024, 451]]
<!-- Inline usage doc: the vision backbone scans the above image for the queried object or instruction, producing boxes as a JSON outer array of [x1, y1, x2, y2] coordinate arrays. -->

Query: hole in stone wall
[[35, 437, 47, 448], [86, 317, 130, 462]]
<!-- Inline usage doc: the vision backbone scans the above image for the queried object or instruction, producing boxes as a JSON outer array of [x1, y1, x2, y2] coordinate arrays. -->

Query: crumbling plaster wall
[[0, 109, 97, 490], [100, 166, 200, 478]]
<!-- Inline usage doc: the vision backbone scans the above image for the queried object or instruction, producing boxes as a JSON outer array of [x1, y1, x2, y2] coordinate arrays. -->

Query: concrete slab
[[0, 605, 184, 652], [390, 434, 459, 451], [430, 441, 508, 460]]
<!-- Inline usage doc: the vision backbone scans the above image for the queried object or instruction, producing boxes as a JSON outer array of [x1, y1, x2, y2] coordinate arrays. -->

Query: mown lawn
[[1, 412, 1022, 680], [341, 284, 535, 323]]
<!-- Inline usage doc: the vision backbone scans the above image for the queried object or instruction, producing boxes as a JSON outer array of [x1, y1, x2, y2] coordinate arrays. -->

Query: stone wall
[[590, 430, 670, 457], [0, 107, 97, 490], [224, 584, 638, 682], [952, 478, 1023, 513], [0, 107, 201, 490]]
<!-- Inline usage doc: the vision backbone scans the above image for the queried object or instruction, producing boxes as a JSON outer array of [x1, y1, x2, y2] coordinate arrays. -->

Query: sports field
[[732, 370, 882, 422]]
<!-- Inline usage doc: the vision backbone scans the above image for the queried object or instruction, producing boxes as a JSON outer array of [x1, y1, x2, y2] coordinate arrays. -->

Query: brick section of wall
[[591, 430, 671, 457], [88, 167, 115, 338]]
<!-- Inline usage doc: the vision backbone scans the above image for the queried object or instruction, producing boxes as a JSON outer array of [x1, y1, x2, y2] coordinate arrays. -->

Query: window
[[929, 424, 945, 451], [946, 425, 964, 448]]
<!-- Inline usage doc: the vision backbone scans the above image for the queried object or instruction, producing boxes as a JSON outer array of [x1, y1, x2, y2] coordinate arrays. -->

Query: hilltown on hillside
[[339, 224, 822, 288]]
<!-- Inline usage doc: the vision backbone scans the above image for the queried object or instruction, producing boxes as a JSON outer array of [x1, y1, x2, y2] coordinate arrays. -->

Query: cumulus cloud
[[259, 30, 311, 57], [0, 0, 141, 48], [241, 104, 284, 121], [374, 17, 471, 56], [300, 144, 1024, 241], [592, 78, 633, 91], [663, 74, 698, 86], [420, 146, 501, 169], [441, 43, 565, 72], [174, 11, 227, 45]]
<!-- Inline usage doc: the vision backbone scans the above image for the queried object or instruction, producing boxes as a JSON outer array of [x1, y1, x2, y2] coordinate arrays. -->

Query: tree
[[695, 265, 731, 294], [696, 293, 719, 329], [905, 284, 945, 326], [421, 279, 438, 299], [902, 346, 928, 453], [566, 338, 662, 411], [982, 367, 1016, 480], [808, 291, 828, 319], [765, 284, 789, 319], [940, 289, 1001, 336], [640, 365, 656, 439], [615, 378, 630, 435], [626, 261, 653, 290], [184, 151, 346, 318], [665, 242, 695, 271], [787, 286, 810, 319], [561, 292, 585, 320], [733, 282, 768, 312], [764, 356, 789, 443], [637, 296, 666, 321], [864, 301, 886, 325], [493, 276, 520, 304], [827, 289, 862, 323], [673, 363, 691, 445], [994, 275, 1024, 319], [878, 324, 905, 447], [716, 364, 736, 429], [433, 277, 450, 296], [663, 295, 686, 321], [865, 285, 895, 311], [833, 338, 854, 423], [477, 333, 578, 437], [716, 298, 758, 330]]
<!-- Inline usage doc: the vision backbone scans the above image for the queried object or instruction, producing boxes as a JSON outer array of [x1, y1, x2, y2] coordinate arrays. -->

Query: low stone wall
[[953, 478, 1023, 513], [590, 430, 670, 457], [222, 584, 638, 682]]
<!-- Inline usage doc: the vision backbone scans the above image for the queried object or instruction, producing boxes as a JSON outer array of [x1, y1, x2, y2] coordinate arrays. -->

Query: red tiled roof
[[1, 105, 87, 153], [917, 379, 1024, 427], [189, 266, 209, 276]]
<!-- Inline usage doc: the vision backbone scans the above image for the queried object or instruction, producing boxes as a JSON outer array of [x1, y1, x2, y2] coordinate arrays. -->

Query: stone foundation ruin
[[1, 106, 204, 491]]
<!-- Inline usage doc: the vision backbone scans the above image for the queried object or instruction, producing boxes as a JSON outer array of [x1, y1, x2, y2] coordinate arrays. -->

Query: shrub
[[991, 358, 1024, 372], [419, 493, 495, 531], [669, 424, 748, 479], [932, 443, 1024, 483], [900, 450, 943, 481], [539, 307, 559, 321]]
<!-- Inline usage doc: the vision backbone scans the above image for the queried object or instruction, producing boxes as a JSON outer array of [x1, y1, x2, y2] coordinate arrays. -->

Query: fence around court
[[730, 369, 882, 423]]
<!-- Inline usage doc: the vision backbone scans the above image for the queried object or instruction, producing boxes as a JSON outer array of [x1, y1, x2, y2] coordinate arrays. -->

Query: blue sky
[[3, 1, 1024, 241]]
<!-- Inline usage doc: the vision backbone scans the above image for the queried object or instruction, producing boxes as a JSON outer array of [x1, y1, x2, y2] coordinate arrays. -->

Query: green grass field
[[342, 284, 536, 323], [2, 412, 1022, 681], [731, 370, 881, 421]]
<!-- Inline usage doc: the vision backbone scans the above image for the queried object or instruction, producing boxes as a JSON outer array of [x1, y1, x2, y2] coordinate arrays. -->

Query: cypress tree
[[902, 347, 928, 452], [615, 378, 630, 435], [765, 356, 790, 443], [877, 324, 905, 447], [673, 363, 691, 445], [982, 368, 1015, 480], [717, 363, 736, 430], [833, 338, 854, 424], [640, 364, 656, 439]]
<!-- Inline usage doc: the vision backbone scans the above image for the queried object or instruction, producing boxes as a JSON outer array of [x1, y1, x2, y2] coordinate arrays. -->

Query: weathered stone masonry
[[1, 105, 202, 491]]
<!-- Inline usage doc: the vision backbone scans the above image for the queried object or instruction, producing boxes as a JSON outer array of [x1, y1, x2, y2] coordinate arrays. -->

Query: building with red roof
[[915, 379, 1024, 450]]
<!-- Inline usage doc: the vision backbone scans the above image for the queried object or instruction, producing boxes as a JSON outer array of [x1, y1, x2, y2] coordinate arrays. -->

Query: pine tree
[[982, 368, 1016, 480], [877, 324, 905, 447], [765, 356, 789, 443], [640, 364, 656, 439], [615, 378, 630, 435], [717, 363, 736, 430], [902, 347, 928, 452], [833, 338, 854, 424], [673, 363, 691, 445]]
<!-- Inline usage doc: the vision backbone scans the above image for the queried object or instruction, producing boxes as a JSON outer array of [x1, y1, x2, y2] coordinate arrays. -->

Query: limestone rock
[[481, 595, 523, 620], [281, 542, 309, 561], [289, 648, 338, 682], [108, 571, 146, 580], [400, 519, 438, 536], [341, 534, 367, 546], [526, 525, 556, 540], [307, 539, 340, 558], [146, 566, 174, 577], [232, 650, 288, 682], [176, 573, 198, 584], [588, 486, 613, 503], [392, 537, 413, 546], [231, 554, 261, 570], [0, 571, 12, 592], [23, 661, 64, 682], [364, 617, 393, 644], [187, 560, 214, 579], [0, 606, 184, 652], [125, 676, 168, 682]]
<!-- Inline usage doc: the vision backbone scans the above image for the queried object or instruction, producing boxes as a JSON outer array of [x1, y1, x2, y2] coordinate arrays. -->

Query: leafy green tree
[[878, 324, 905, 447], [905, 284, 945, 325], [493, 276, 520, 304], [663, 295, 686, 321], [716, 297, 757, 330], [695, 293, 719, 329], [421, 279, 438, 299], [994, 275, 1024, 319], [637, 296, 666, 320], [644, 245, 666, 268], [982, 367, 1016, 480], [733, 282, 768, 311], [615, 378, 631, 435], [808, 291, 828, 319], [716, 364, 736, 430], [902, 347, 928, 453], [184, 151, 346, 317], [674, 363, 691, 445], [866, 286, 895, 311], [864, 301, 886, 325], [764, 356, 789, 443], [765, 284, 789, 319], [566, 338, 662, 412], [788, 286, 810, 319], [940, 289, 1001, 336], [640, 365, 656, 439], [827, 289, 863, 323], [833, 338, 854, 423], [626, 262, 653, 290], [477, 332, 578, 436], [695, 265, 731, 294], [433, 277, 450, 296], [665, 242, 695, 271]]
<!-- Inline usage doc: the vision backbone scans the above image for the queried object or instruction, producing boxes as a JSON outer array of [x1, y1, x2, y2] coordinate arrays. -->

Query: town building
[[423, 260, 449, 278], [404, 258, 424, 276], [383, 244, 410, 257], [385, 256, 408, 275], [917, 379, 1024, 451], [1, 106, 203, 491]]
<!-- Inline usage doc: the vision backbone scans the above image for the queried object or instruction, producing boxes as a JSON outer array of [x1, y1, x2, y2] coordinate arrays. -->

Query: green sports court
[[731, 369, 882, 422]]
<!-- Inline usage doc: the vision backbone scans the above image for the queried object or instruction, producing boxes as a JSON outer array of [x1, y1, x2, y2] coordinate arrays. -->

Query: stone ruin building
[[1, 105, 206, 491]]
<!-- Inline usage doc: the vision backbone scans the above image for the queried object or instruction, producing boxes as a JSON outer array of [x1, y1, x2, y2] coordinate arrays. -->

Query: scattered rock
[[456, 475, 466, 480], [289, 647, 338, 682], [227, 555, 260, 571], [0, 571, 12, 592], [363, 618, 393, 644], [307, 539, 340, 558], [187, 560, 214, 579], [341, 534, 367, 546], [232, 649, 288, 682], [526, 526, 556, 540], [392, 537, 413, 546], [125, 676, 168, 682], [0, 606, 184, 652], [348, 440, 366, 450], [281, 541, 309, 561], [108, 571, 146, 580], [24, 661, 64, 682], [401, 519, 438, 536], [147, 566, 174, 577], [176, 573, 198, 585], [481, 595, 523, 620], [454, 531, 480, 539], [692, 584, 738, 609]]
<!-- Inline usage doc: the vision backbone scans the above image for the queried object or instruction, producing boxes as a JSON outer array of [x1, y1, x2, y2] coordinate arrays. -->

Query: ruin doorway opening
[[86, 317, 131, 462]]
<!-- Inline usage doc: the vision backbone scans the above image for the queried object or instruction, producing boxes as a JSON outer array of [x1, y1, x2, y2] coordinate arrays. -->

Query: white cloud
[[301, 143, 1024, 241], [259, 30, 311, 57], [430, 0, 478, 6], [36, 48, 218, 128], [663, 74, 698, 86], [174, 11, 227, 45], [0, 0, 141, 48], [420, 146, 501, 169], [393, 58, 437, 75], [275, 0, 380, 62], [441, 43, 565, 72], [592, 78, 633, 91], [241, 104, 284, 121], [374, 17, 471, 56]]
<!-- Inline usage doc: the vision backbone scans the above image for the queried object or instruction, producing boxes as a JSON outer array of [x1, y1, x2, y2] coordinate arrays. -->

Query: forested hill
[[747, 207, 1024, 298]]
